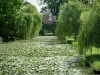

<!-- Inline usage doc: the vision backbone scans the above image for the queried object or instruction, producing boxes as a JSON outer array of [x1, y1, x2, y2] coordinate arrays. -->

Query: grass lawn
[[85, 47, 100, 72]]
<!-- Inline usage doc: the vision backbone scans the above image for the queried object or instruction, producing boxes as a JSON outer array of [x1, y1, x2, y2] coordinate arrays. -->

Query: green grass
[[71, 41, 100, 72], [83, 47, 100, 71], [92, 61, 100, 71], [65, 37, 75, 44], [86, 54, 100, 71]]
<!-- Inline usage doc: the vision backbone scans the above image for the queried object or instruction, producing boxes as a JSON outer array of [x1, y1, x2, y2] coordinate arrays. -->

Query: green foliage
[[67, 39, 74, 44], [0, 0, 23, 41], [39, 0, 68, 15], [86, 54, 100, 71], [78, 1, 100, 72], [78, 1, 100, 54], [0, 1, 42, 41], [56, 1, 83, 42], [19, 3, 42, 39], [78, 10, 92, 54], [92, 61, 100, 71]]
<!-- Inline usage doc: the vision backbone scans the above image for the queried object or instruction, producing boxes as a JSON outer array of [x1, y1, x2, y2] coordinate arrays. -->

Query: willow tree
[[56, 1, 83, 42], [78, 1, 100, 54], [14, 2, 42, 40], [0, 1, 42, 41]]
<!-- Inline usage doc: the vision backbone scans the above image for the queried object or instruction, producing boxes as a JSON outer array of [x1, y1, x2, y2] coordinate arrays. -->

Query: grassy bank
[[72, 40, 100, 73], [85, 47, 100, 72]]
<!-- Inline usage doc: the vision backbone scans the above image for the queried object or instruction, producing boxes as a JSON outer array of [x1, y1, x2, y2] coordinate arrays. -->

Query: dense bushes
[[0, 0, 23, 41], [0, 1, 42, 41]]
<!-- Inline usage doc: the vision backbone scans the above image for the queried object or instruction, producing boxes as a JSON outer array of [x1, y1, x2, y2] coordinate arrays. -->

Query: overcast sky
[[26, 0, 41, 12]]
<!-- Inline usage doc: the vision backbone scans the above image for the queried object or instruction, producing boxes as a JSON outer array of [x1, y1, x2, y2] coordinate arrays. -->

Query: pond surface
[[0, 36, 92, 75]]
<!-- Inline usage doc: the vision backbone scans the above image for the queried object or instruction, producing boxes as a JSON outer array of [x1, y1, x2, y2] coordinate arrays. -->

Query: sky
[[26, 0, 42, 12]]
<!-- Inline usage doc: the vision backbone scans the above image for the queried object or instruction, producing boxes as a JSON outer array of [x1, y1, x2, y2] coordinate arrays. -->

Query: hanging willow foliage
[[78, 2, 100, 54], [56, 1, 83, 42], [0, 1, 42, 41], [15, 3, 42, 39], [78, 10, 95, 54]]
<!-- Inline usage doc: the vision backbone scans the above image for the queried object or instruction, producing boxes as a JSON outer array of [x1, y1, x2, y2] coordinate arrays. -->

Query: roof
[[43, 13, 56, 24]]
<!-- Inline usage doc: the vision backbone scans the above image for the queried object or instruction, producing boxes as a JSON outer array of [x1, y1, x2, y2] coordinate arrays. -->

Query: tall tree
[[78, 1, 100, 54], [0, 1, 42, 41], [56, 1, 83, 42], [19, 2, 42, 39], [39, 0, 68, 16]]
